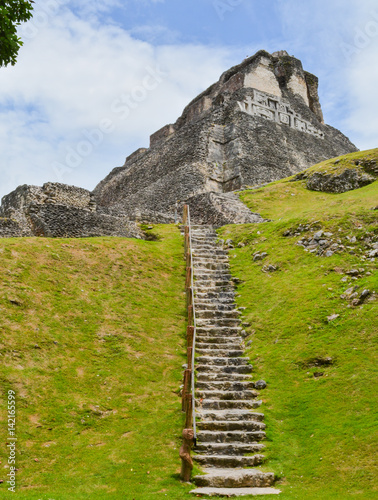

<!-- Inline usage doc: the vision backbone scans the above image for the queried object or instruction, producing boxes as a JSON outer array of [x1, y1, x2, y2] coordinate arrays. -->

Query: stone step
[[192, 244, 225, 251], [196, 310, 239, 320], [196, 291, 235, 299], [196, 373, 251, 382], [195, 299, 236, 307], [193, 251, 227, 258], [199, 400, 262, 410], [195, 303, 236, 311], [197, 410, 264, 422], [190, 486, 281, 497], [196, 336, 243, 344], [195, 274, 232, 281], [196, 375, 252, 386], [194, 256, 229, 262], [197, 420, 265, 432], [195, 280, 233, 289], [194, 262, 230, 271], [195, 286, 236, 294], [194, 454, 265, 468], [196, 364, 253, 375], [194, 268, 232, 276], [196, 357, 249, 366], [196, 390, 258, 401], [196, 380, 255, 392], [196, 326, 242, 335], [194, 442, 265, 456], [192, 468, 276, 489], [191, 235, 218, 240], [196, 349, 244, 358], [196, 318, 241, 327], [196, 342, 243, 350], [198, 421, 265, 443]]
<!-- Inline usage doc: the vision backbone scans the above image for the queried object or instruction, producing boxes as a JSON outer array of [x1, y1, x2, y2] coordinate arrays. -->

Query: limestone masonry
[[0, 50, 358, 237]]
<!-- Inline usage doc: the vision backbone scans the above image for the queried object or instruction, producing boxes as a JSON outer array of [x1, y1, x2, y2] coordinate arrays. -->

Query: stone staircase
[[188, 225, 280, 497]]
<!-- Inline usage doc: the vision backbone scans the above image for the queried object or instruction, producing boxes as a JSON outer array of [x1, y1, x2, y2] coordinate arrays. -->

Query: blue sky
[[0, 0, 377, 199]]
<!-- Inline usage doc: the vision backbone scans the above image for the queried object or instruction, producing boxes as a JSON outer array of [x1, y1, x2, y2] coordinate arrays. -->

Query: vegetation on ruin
[[293, 147, 378, 181]]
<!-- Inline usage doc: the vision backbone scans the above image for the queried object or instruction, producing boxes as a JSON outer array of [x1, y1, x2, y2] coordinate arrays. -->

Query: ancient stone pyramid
[[93, 49, 357, 225], [0, 49, 357, 237]]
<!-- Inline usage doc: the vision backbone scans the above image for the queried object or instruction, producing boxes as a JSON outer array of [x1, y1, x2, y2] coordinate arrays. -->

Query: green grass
[[301, 147, 378, 177], [218, 164, 378, 499], [240, 150, 378, 222], [0, 225, 193, 499]]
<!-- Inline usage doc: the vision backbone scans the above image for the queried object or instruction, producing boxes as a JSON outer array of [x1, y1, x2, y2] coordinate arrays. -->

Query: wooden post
[[180, 428, 194, 482], [182, 369, 191, 411], [183, 205, 188, 226], [187, 347, 193, 370], [187, 326, 194, 348], [185, 267, 191, 289], [186, 250, 191, 267], [185, 396, 193, 429], [187, 305, 193, 326], [185, 233, 190, 258]]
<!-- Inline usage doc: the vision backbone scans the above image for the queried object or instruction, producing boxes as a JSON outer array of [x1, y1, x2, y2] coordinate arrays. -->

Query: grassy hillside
[[219, 155, 378, 499], [0, 226, 194, 499], [0, 149, 377, 499]]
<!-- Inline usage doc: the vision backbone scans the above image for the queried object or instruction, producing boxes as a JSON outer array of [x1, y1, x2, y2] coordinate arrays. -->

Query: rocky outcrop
[[184, 192, 265, 226], [0, 183, 143, 239], [305, 168, 375, 193], [293, 151, 378, 193]]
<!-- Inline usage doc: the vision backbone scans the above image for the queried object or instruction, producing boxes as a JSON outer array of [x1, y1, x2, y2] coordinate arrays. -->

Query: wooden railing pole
[[185, 267, 192, 289], [182, 369, 191, 411], [185, 396, 193, 429], [180, 428, 194, 482], [180, 204, 195, 484], [183, 205, 188, 226], [185, 233, 189, 258], [187, 347, 193, 370], [187, 326, 194, 348], [187, 305, 193, 326]]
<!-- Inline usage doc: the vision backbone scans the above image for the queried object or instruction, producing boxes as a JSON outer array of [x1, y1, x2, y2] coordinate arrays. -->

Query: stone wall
[[0, 218, 26, 238], [0, 182, 143, 239], [28, 205, 142, 238]]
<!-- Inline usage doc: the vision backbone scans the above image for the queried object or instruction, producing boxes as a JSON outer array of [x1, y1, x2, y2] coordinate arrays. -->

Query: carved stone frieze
[[237, 90, 324, 139]]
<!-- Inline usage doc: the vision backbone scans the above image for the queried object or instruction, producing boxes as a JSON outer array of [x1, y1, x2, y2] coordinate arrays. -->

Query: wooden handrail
[[179, 204, 197, 483]]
